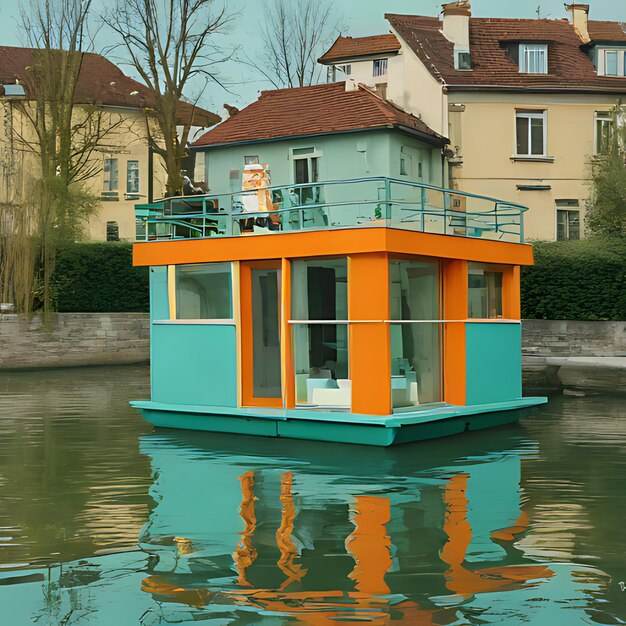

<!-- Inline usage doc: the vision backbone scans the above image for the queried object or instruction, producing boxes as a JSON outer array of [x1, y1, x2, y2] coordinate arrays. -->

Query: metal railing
[[135, 177, 528, 244]]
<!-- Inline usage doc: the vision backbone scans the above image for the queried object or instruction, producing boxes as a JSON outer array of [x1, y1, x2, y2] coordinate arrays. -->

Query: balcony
[[135, 177, 527, 244]]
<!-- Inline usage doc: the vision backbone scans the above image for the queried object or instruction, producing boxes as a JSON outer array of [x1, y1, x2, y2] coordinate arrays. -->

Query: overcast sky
[[1, 0, 625, 116]]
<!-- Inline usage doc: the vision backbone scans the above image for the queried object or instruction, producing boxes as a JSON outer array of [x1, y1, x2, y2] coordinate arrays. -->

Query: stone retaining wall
[[522, 320, 626, 357], [1, 315, 624, 386], [0, 313, 150, 370]]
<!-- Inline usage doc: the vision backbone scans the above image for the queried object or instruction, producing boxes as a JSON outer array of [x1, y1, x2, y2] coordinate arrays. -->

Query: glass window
[[175, 263, 231, 319], [389, 260, 441, 408], [595, 113, 613, 153], [244, 155, 259, 165], [516, 111, 545, 156], [519, 44, 548, 74], [251, 267, 282, 399], [373, 58, 388, 76], [106, 221, 119, 242], [556, 209, 580, 241], [126, 160, 139, 194], [605, 50, 618, 76], [103, 158, 118, 191], [455, 50, 472, 70], [468, 264, 503, 319], [291, 258, 349, 408], [293, 150, 322, 206]]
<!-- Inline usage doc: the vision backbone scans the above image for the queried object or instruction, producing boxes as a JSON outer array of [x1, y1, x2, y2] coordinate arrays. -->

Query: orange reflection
[[345, 496, 392, 595], [441, 474, 553, 597], [232, 470, 258, 586], [276, 471, 308, 589]]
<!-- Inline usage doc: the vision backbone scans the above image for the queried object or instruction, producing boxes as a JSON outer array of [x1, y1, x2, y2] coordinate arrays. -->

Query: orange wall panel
[[443, 259, 468, 406], [502, 266, 521, 320], [348, 253, 391, 416]]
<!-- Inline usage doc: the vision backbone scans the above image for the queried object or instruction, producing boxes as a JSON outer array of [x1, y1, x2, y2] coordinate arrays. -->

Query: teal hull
[[131, 397, 547, 447]]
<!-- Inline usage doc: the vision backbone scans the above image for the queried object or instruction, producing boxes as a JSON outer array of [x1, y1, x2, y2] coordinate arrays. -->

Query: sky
[[1, 0, 626, 117]]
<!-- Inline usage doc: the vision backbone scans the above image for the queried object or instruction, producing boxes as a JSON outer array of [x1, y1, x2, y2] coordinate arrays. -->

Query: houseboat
[[130, 82, 546, 446]]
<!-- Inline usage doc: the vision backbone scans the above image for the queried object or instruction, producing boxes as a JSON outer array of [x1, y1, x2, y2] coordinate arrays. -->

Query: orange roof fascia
[[133, 228, 534, 268]]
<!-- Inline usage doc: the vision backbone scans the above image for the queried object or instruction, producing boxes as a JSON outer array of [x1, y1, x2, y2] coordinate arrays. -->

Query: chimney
[[442, 1, 471, 50], [566, 3, 590, 44]]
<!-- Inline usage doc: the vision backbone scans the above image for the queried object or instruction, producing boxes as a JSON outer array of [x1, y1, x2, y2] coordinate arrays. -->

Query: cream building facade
[[0, 47, 217, 242], [319, 2, 626, 241]]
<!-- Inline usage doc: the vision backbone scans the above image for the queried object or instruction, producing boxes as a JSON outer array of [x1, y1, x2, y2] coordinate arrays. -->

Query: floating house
[[131, 82, 546, 446]]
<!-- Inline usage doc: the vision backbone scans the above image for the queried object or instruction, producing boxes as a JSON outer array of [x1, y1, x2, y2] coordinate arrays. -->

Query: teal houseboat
[[131, 82, 546, 445]]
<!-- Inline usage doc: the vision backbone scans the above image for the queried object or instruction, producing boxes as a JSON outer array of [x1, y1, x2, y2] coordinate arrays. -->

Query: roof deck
[[136, 177, 527, 245]]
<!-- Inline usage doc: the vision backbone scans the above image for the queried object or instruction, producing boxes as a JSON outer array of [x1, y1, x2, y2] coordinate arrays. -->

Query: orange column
[[502, 265, 521, 320], [348, 252, 391, 416], [443, 259, 467, 406], [281, 258, 295, 409]]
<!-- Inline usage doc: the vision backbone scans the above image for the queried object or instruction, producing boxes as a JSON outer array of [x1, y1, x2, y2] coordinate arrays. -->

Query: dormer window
[[598, 48, 626, 77], [519, 44, 548, 74], [455, 49, 472, 70]]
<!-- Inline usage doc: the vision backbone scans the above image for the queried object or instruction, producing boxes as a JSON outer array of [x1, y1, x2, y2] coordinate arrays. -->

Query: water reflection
[[0, 368, 624, 624]]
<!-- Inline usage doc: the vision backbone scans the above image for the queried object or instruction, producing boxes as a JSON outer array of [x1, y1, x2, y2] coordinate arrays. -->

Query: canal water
[[0, 366, 625, 625]]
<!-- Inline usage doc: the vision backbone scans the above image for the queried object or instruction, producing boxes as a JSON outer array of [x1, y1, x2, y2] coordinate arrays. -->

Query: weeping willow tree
[[0, 0, 124, 317], [588, 103, 626, 237]]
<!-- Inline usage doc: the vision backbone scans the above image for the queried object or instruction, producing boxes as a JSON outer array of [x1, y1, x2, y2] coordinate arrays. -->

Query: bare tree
[[248, 0, 343, 90], [102, 0, 228, 197], [3, 0, 121, 316]]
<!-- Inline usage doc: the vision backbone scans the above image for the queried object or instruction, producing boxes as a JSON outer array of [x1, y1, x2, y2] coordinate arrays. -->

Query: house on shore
[[318, 1, 626, 241], [191, 81, 449, 197], [0, 46, 218, 242]]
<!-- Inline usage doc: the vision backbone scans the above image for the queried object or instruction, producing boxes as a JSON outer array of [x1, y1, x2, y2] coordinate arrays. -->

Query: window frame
[[373, 58, 388, 77], [170, 262, 234, 322], [556, 205, 581, 241], [519, 43, 548, 74], [455, 49, 472, 70], [467, 263, 505, 320], [515, 110, 547, 157], [126, 160, 139, 195], [103, 157, 119, 192]]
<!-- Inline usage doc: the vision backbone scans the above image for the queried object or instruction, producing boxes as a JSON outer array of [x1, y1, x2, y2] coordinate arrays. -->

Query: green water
[[0, 366, 625, 625]]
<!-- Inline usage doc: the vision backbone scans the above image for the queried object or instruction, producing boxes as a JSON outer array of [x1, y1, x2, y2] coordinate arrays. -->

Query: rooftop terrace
[[135, 177, 528, 245]]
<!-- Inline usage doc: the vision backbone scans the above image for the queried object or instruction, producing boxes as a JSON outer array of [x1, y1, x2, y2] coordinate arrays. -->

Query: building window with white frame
[[455, 49, 472, 70], [126, 160, 139, 196], [373, 58, 388, 77], [103, 158, 118, 192], [595, 112, 613, 154], [519, 44, 548, 74], [556, 200, 580, 241], [515, 110, 546, 156]]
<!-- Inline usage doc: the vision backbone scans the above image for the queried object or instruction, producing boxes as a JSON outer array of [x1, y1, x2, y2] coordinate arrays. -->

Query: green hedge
[[522, 237, 626, 321], [54, 243, 149, 313]]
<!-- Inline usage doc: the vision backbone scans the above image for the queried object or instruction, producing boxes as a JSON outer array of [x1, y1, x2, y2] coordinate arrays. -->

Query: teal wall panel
[[465, 323, 522, 405], [152, 324, 237, 407], [149, 267, 169, 322]]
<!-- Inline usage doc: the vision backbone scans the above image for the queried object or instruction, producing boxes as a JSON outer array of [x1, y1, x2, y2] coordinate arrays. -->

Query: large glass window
[[103, 158, 118, 192], [519, 44, 548, 74], [595, 112, 613, 154], [175, 263, 231, 319], [291, 258, 349, 408], [468, 263, 503, 319], [515, 110, 546, 156], [126, 160, 139, 195], [389, 259, 441, 408]]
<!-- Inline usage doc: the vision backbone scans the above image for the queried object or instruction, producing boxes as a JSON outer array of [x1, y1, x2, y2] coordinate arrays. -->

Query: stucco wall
[[447, 92, 623, 241], [0, 313, 149, 370], [200, 129, 442, 196]]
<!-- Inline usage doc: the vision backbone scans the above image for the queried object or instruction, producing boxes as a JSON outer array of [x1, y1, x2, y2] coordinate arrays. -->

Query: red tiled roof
[[588, 20, 626, 42], [193, 82, 446, 148], [0, 46, 220, 126], [385, 14, 626, 91], [318, 34, 401, 64]]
